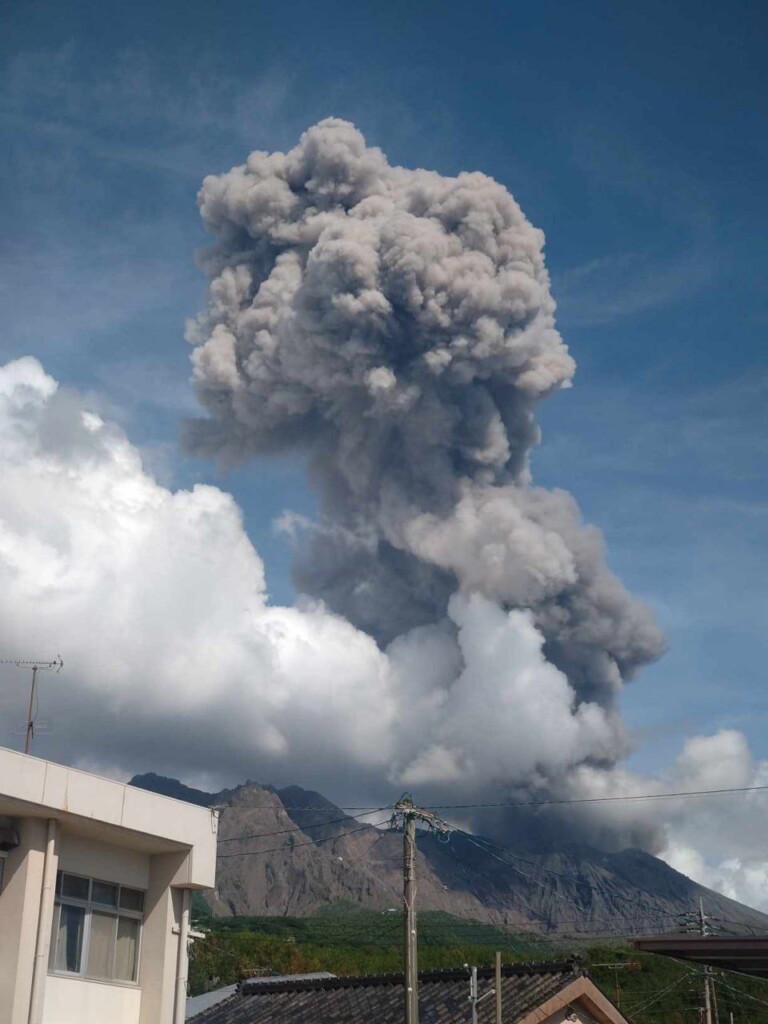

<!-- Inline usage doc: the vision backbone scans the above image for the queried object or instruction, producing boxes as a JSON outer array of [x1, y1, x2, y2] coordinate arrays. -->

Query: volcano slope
[[131, 773, 768, 937]]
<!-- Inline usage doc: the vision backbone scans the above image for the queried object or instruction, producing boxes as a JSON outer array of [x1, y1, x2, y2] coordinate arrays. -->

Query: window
[[49, 872, 144, 984], [0, 853, 6, 891]]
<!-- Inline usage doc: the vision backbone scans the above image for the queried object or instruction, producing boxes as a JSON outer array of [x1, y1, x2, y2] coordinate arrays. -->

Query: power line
[[443, 831, 702, 945], [445, 840, 534, 959], [671, 956, 768, 993], [626, 972, 696, 1014], [216, 818, 392, 859], [217, 814, 757, 945], [445, 829, 763, 948], [459, 831, 594, 918], [217, 806, 392, 844], [676, 961, 768, 1011], [428, 783, 768, 810], [176, 780, 768, 815], [451, 827, 693, 922]]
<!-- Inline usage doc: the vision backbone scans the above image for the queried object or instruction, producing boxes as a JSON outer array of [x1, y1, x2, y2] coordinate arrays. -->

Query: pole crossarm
[[390, 794, 454, 836]]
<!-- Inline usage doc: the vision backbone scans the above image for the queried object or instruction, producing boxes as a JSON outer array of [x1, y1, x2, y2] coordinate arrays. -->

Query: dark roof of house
[[188, 960, 583, 1024], [186, 976, 336, 1019], [186, 985, 239, 1019]]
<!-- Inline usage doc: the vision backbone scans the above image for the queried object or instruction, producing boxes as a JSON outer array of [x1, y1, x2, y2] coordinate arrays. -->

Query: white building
[[0, 746, 217, 1024]]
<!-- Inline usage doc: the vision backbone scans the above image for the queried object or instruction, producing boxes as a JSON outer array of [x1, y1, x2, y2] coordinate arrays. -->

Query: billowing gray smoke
[[187, 118, 663, 732]]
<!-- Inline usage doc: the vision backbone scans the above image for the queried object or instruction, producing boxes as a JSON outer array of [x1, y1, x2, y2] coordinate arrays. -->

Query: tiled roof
[[186, 976, 336, 1019], [186, 985, 239, 1019], [188, 960, 582, 1024], [242, 972, 337, 986]]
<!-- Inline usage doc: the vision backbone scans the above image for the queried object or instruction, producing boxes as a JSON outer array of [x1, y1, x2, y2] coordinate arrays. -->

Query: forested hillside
[[188, 905, 768, 1022]]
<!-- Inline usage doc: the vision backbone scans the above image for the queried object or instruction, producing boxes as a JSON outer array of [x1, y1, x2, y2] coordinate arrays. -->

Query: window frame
[[49, 871, 144, 986]]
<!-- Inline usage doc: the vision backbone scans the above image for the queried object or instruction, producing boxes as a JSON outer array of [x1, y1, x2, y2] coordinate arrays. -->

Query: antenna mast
[[1, 656, 63, 754]]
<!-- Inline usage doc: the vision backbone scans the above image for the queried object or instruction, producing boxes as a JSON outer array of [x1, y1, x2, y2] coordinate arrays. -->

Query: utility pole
[[708, 962, 720, 1024], [404, 809, 418, 1024], [698, 900, 720, 1024], [469, 966, 478, 1024], [1, 656, 63, 753], [709, 967, 720, 1024], [682, 899, 718, 1024], [590, 961, 642, 1011], [467, 962, 496, 1023], [495, 951, 502, 1024], [391, 795, 452, 1024]]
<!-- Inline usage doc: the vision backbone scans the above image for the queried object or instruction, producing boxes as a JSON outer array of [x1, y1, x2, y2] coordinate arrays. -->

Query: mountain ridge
[[130, 773, 768, 936]]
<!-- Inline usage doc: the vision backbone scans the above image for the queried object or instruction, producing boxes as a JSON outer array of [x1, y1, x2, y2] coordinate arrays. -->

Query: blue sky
[[2, 0, 767, 778]]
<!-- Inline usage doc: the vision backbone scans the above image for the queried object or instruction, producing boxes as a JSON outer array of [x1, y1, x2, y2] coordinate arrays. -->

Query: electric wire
[[189, 781, 768, 813], [216, 818, 392, 859], [445, 836, 557, 958], [427, 783, 768, 809], [219, 813, 758, 943], [670, 956, 768, 993], [451, 826, 693, 923], [625, 971, 695, 1014], [218, 806, 392, 844], [673, 960, 768, 1011], [444, 831, 704, 946], [459, 830, 595, 918]]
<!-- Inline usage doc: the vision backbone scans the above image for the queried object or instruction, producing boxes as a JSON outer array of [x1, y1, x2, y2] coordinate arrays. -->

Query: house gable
[[517, 976, 629, 1024]]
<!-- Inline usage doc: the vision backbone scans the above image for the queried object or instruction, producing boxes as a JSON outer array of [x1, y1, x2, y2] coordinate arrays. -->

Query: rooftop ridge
[[239, 959, 580, 996], [0, 745, 217, 815]]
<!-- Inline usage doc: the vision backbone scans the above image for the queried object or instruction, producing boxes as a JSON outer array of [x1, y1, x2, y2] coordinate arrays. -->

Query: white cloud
[[0, 357, 393, 787], [399, 595, 619, 787], [3, 356, 767, 913], [0, 356, 623, 803], [563, 730, 768, 911]]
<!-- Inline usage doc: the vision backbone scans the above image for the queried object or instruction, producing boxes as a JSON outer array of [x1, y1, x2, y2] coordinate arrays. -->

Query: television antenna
[[0, 656, 63, 754]]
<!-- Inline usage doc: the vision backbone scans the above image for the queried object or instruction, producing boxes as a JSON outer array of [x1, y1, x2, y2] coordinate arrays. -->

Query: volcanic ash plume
[[187, 118, 664, 793]]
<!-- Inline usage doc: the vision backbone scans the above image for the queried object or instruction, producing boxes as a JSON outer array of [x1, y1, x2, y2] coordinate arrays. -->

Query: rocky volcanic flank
[[131, 774, 768, 936]]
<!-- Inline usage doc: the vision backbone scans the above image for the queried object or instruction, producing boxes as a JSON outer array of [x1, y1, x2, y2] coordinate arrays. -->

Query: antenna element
[[0, 656, 63, 754]]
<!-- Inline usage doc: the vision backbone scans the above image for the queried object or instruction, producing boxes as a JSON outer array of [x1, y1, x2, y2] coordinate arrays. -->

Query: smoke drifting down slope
[[187, 119, 663, 796]]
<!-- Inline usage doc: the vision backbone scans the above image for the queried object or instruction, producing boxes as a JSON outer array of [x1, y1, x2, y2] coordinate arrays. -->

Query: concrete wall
[[57, 832, 150, 890], [44, 977, 141, 1024], [33, 828, 153, 1024], [138, 853, 187, 1024], [0, 747, 217, 1024], [0, 818, 52, 1024], [1, 830, 192, 1024], [0, 748, 216, 889]]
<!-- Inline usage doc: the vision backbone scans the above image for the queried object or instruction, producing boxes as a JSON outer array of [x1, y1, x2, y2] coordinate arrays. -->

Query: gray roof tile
[[188, 961, 582, 1024]]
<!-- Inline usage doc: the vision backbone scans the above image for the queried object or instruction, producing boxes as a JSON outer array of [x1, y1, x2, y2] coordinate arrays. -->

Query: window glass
[[54, 904, 85, 973], [49, 873, 144, 983], [60, 874, 90, 901], [114, 916, 140, 982], [91, 880, 118, 906], [119, 887, 144, 913], [86, 910, 116, 979]]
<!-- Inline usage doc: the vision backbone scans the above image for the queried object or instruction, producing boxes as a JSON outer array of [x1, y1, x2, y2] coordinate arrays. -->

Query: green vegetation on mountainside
[[188, 906, 768, 1022]]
